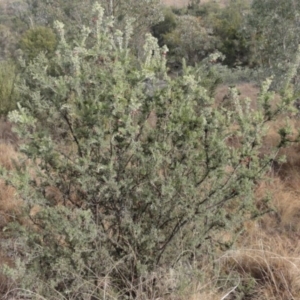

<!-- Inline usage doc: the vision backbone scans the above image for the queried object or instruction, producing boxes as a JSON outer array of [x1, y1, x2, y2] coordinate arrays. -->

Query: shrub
[[0, 60, 19, 116], [19, 26, 57, 60], [187, 0, 220, 17], [1, 2, 298, 299], [0, 25, 17, 60], [163, 15, 219, 66], [247, 0, 300, 86], [152, 8, 177, 46], [210, 0, 251, 67]]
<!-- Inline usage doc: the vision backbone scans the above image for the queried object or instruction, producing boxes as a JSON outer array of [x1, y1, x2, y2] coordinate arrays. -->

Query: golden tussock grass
[[211, 89, 300, 299], [0, 182, 20, 227], [223, 165, 300, 299], [222, 242, 300, 299], [0, 143, 21, 228], [0, 143, 19, 171], [177, 285, 223, 300]]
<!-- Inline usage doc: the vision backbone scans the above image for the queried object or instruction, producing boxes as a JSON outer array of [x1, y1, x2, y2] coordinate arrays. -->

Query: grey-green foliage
[[14, 0, 163, 53], [8, 0, 94, 28], [1, 2, 297, 299], [110, 0, 164, 56], [248, 0, 300, 89]]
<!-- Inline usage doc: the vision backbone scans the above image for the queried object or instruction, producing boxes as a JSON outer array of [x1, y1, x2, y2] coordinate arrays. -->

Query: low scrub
[[0, 2, 298, 299], [0, 61, 18, 116]]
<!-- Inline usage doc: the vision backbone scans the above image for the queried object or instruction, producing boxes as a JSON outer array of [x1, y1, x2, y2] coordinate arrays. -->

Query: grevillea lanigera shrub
[[1, 2, 298, 299]]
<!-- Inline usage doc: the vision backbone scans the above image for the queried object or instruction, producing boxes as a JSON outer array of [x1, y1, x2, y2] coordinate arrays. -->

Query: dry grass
[[221, 180, 300, 299], [0, 143, 20, 299], [0, 143, 19, 171], [222, 238, 300, 299], [0, 143, 21, 228], [220, 139, 300, 299], [213, 83, 300, 299], [0, 119, 18, 149]]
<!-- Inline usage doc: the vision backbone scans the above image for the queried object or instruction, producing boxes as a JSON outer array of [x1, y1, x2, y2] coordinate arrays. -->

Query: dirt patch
[[0, 119, 18, 149], [215, 82, 260, 109]]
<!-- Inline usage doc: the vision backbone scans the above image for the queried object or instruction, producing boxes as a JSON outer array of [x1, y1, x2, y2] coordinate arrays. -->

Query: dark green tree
[[152, 8, 177, 46], [20, 26, 57, 60], [163, 15, 219, 66], [212, 0, 251, 66]]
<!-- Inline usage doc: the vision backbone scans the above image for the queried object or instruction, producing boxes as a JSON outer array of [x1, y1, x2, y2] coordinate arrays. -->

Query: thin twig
[[220, 279, 240, 300]]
